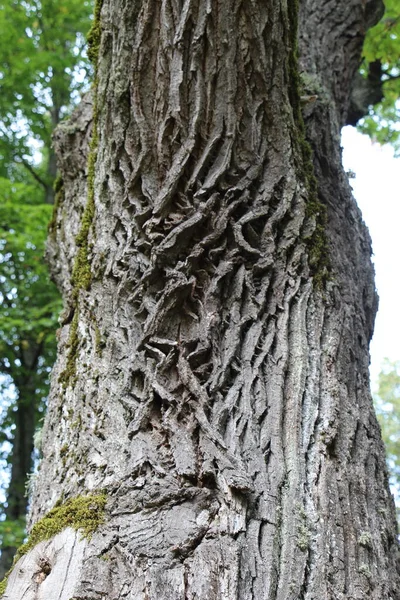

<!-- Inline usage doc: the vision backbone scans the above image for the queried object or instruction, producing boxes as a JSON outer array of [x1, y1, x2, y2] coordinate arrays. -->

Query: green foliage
[[373, 359, 400, 516], [0, 180, 62, 528], [359, 0, 400, 153], [0, 0, 93, 181], [0, 518, 25, 550], [0, 180, 62, 408]]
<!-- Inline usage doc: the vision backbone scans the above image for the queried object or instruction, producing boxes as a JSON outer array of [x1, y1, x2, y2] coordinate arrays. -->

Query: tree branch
[[383, 73, 400, 83], [347, 60, 384, 125], [16, 157, 48, 191]]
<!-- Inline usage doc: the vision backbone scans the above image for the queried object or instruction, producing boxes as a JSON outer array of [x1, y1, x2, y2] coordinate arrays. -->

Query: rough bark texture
[[3, 0, 399, 598]]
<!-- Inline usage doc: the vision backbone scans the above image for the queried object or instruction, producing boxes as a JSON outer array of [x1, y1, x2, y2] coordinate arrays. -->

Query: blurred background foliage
[[0, 0, 93, 199], [373, 360, 400, 522], [357, 0, 400, 153]]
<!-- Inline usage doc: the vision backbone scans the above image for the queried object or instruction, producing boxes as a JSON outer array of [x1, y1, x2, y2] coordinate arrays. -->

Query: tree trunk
[[44, 148, 57, 205], [0, 344, 41, 579], [3, 0, 399, 598], [0, 389, 35, 579]]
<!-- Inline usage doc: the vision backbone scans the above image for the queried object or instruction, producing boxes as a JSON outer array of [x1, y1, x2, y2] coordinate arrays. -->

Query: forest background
[[0, 0, 399, 577]]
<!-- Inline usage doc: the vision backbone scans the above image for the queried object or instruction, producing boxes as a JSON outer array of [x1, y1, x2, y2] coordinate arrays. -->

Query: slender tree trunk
[[44, 149, 57, 205], [3, 0, 399, 598], [0, 86, 63, 573], [44, 99, 63, 205], [0, 369, 36, 578]]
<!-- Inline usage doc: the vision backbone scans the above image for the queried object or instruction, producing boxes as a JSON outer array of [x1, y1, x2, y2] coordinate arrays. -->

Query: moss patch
[[87, 0, 103, 65], [71, 0, 103, 291], [0, 494, 107, 595], [19, 494, 106, 555], [70, 110, 98, 302], [59, 0, 103, 388], [287, 0, 329, 288], [90, 312, 104, 356]]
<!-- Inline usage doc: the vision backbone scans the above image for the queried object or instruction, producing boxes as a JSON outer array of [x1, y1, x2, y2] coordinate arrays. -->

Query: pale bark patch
[[3, 529, 86, 600]]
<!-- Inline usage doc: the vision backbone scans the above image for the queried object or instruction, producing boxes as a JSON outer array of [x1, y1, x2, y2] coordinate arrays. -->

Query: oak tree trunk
[[3, 0, 399, 598]]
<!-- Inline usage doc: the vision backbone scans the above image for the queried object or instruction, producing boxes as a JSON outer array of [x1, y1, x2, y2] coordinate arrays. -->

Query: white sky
[[342, 127, 400, 391]]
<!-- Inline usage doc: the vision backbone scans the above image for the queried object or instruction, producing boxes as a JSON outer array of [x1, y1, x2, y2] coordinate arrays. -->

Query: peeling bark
[[3, 0, 399, 598]]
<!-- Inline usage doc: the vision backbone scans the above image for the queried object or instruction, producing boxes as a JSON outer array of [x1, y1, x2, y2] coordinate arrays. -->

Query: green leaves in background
[[0, 180, 61, 326], [0, 0, 94, 402], [0, 517, 25, 549], [0, 0, 93, 194], [374, 359, 400, 519], [359, 0, 400, 153], [0, 177, 62, 418]]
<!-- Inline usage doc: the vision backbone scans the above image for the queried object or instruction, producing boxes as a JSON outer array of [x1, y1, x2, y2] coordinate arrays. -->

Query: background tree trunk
[[0, 366, 37, 579], [3, 0, 399, 598]]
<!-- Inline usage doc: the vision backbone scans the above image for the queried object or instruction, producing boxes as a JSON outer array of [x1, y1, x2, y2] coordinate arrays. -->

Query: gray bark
[[3, 0, 399, 598]]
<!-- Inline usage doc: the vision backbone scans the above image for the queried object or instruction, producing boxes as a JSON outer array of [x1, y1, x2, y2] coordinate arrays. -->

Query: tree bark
[[3, 0, 399, 598]]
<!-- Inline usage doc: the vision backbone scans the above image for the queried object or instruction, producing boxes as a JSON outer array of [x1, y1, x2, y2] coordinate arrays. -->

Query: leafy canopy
[[0, 176, 62, 433], [0, 0, 93, 182], [359, 0, 400, 152], [0, 175, 62, 552], [373, 359, 400, 518]]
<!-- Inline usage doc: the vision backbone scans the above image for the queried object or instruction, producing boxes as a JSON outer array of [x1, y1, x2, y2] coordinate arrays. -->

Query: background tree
[[0, 0, 93, 201], [1, 0, 400, 598], [0, 179, 61, 575], [348, 0, 400, 151], [0, 0, 93, 576], [374, 359, 400, 520]]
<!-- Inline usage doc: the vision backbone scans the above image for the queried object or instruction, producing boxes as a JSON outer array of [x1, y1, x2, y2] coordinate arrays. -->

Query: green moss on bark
[[87, 0, 103, 65], [0, 494, 107, 596], [59, 1, 103, 387], [70, 113, 98, 301], [21, 494, 106, 554], [70, 0, 102, 292], [71, 191, 95, 301], [287, 0, 329, 288]]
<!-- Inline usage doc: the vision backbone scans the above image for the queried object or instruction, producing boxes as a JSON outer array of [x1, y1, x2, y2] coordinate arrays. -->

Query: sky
[[342, 127, 400, 390]]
